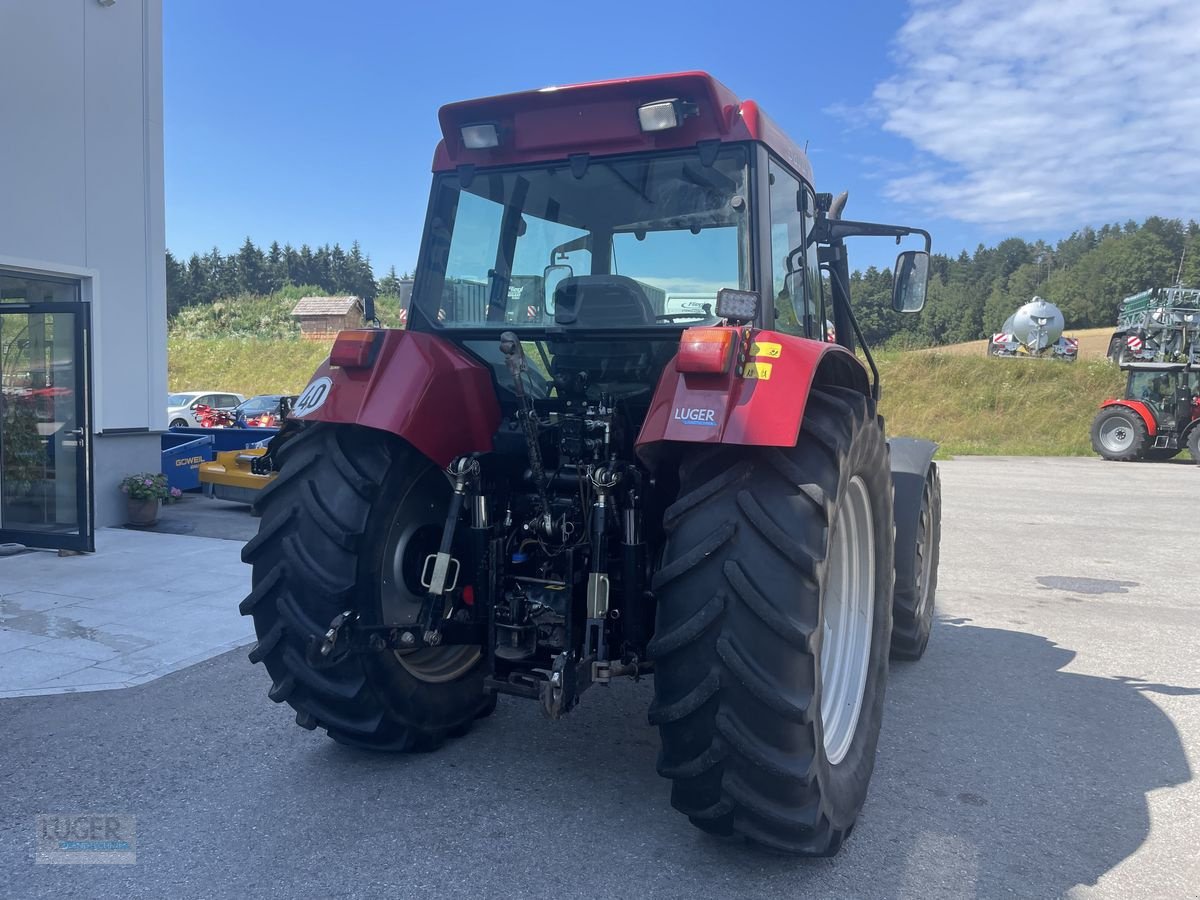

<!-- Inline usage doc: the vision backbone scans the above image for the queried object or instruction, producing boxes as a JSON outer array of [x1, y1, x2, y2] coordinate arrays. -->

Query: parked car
[[167, 391, 245, 428], [232, 394, 296, 427]]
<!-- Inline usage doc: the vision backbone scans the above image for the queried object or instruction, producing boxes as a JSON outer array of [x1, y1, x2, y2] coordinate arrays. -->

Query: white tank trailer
[[988, 297, 1078, 362]]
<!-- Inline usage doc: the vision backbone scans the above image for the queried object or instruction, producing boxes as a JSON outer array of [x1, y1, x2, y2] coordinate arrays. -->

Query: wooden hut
[[290, 296, 365, 341]]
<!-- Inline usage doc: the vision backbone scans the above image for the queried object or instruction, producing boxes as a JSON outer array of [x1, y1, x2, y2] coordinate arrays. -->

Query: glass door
[[0, 297, 93, 552]]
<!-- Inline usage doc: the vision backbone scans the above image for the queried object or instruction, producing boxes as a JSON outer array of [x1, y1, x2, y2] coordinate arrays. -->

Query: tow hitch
[[310, 609, 485, 665]]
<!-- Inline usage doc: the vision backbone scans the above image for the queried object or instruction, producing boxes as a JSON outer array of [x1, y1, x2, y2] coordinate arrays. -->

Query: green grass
[[168, 336, 331, 396], [875, 352, 1125, 457], [167, 334, 1128, 457]]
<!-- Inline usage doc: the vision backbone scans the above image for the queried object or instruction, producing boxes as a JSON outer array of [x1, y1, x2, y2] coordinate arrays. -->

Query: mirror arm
[[811, 216, 932, 254], [823, 260, 880, 401]]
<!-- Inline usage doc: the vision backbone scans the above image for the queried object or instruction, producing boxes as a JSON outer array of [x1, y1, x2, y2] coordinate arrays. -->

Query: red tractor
[[241, 73, 942, 855], [1091, 362, 1200, 462]]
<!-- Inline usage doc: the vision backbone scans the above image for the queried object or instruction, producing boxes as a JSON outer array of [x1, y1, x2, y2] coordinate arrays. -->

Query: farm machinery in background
[[1091, 285, 1200, 463], [987, 297, 1078, 361], [1091, 362, 1199, 462], [237, 72, 943, 857], [1105, 286, 1200, 365]]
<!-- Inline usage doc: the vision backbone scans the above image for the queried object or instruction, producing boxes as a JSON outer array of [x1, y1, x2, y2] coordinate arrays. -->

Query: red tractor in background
[[1091, 362, 1200, 462], [240, 72, 942, 856], [192, 403, 235, 428]]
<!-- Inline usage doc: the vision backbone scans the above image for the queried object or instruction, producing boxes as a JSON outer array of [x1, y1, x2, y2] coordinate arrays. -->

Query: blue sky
[[164, 0, 1200, 277]]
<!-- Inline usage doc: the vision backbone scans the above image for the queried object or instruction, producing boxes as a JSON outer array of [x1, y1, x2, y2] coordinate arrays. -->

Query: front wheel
[[650, 385, 894, 855], [1090, 408, 1147, 461], [169, 418, 188, 429]]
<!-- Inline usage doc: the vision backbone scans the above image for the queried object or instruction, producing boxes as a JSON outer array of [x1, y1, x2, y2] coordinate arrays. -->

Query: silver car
[[167, 390, 246, 428]]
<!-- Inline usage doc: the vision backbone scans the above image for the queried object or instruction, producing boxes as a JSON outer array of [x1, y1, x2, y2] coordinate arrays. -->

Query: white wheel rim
[[820, 475, 876, 766], [916, 482, 936, 617], [1099, 416, 1135, 453]]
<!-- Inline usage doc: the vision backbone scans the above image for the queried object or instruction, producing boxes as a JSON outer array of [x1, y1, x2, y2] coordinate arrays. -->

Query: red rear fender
[[635, 329, 869, 465], [291, 330, 501, 466]]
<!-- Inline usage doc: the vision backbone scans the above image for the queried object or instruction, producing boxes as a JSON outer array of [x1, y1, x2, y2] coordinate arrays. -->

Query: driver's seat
[[553, 275, 655, 327], [550, 276, 657, 387]]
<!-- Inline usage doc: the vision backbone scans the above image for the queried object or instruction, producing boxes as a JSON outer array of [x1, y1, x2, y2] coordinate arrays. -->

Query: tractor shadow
[[849, 619, 1196, 897], [311, 620, 1195, 898]]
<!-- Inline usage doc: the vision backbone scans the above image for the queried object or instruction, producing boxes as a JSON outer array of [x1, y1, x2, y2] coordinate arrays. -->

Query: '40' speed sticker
[[292, 377, 333, 417]]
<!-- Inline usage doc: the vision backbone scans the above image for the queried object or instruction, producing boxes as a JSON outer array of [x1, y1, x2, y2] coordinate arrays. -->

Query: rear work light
[[637, 98, 698, 132], [677, 327, 736, 374], [461, 123, 500, 149], [330, 330, 381, 368]]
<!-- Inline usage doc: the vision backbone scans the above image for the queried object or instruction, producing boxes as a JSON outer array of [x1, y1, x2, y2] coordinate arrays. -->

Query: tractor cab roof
[[432, 71, 813, 182]]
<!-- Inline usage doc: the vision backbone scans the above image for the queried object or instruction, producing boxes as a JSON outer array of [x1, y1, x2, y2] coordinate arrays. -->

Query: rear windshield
[[412, 146, 751, 329]]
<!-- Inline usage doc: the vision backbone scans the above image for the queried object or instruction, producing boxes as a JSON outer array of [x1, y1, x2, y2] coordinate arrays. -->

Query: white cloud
[[874, 0, 1200, 229]]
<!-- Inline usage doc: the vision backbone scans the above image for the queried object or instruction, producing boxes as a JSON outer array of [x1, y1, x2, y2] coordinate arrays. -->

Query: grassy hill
[[168, 336, 331, 397], [168, 334, 1128, 457], [877, 351, 1124, 456]]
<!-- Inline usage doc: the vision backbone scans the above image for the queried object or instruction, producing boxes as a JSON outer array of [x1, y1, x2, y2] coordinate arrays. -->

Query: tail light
[[331, 330, 381, 368], [677, 327, 736, 374]]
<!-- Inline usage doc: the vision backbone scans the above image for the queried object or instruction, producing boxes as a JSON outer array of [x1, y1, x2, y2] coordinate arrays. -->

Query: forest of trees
[[167, 216, 1200, 347], [164, 237, 407, 317], [849, 216, 1200, 347]]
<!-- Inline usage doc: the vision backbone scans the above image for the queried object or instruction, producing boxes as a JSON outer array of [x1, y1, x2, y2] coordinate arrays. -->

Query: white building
[[0, 0, 166, 550]]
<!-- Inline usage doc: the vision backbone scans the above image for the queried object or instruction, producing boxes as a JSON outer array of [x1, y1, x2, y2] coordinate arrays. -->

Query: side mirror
[[543, 264, 573, 315], [892, 250, 929, 312]]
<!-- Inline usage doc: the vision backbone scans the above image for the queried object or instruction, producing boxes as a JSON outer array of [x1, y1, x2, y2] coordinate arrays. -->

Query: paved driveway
[[2, 457, 1198, 898]]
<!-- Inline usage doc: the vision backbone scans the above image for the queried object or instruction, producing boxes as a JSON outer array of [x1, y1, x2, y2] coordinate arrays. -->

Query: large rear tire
[[240, 424, 493, 751], [650, 385, 894, 855], [890, 465, 941, 661], [1188, 426, 1200, 464], [1090, 408, 1147, 461]]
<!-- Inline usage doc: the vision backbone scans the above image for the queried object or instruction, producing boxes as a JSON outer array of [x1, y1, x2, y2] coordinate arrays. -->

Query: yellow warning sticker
[[750, 341, 782, 358], [742, 361, 773, 380]]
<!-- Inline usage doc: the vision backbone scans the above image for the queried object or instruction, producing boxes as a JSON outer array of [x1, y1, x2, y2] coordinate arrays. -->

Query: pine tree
[[378, 265, 402, 297], [165, 250, 189, 316], [236, 237, 269, 295]]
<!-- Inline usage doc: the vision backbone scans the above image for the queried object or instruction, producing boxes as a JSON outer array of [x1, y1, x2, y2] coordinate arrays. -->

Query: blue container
[[167, 426, 278, 452], [161, 433, 215, 491]]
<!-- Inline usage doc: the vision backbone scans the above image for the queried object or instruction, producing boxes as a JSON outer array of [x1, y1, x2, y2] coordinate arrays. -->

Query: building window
[[0, 270, 82, 304]]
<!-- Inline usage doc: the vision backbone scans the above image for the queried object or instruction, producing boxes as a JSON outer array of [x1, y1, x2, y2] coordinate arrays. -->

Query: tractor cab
[[1125, 365, 1200, 429]]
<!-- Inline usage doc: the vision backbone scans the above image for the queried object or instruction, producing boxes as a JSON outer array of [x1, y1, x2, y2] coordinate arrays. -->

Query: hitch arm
[[417, 456, 479, 643]]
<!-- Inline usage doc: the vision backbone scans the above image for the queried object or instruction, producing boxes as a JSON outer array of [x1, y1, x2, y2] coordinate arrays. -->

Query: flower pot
[[126, 497, 160, 526]]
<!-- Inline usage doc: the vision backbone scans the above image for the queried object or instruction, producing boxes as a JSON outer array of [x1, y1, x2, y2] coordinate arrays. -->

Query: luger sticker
[[673, 407, 718, 427]]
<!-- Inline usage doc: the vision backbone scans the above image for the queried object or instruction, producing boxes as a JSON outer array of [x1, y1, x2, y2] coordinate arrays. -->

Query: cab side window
[[802, 187, 826, 341], [768, 160, 802, 335], [767, 159, 820, 338]]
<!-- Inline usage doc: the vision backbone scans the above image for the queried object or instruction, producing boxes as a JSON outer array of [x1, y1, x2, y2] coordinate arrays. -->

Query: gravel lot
[[3, 456, 1198, 899]]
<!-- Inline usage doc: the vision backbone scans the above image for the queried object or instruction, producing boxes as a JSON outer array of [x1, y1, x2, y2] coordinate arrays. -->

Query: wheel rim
[[379, 466, 480, 684], [1099, 415, 1136, 453], [915, 482, 935, 618], [820, 475, 876, 766]]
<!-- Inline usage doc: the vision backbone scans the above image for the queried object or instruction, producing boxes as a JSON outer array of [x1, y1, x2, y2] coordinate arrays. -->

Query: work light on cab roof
[[242, 70, 943, 860]]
